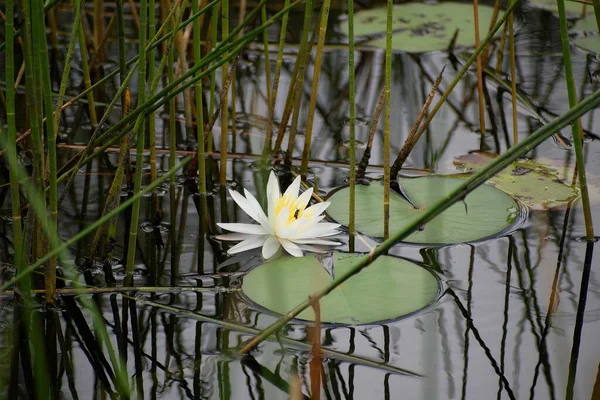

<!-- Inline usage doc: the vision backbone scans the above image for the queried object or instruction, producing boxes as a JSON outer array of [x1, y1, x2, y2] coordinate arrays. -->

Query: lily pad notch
[[326, 175, 526, 244]]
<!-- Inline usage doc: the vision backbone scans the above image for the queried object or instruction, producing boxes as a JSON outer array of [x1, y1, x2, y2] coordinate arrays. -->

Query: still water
[[2, 1, 600, 398]]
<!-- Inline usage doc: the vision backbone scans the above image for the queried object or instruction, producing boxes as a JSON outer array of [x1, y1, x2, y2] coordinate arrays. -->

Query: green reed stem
[[93, 0, 104, 61], [347, 0, 356, 252], [125, 0, 148, 284], [193, 0, 206, 196], [22, 0, 46, 274], [56, 0, 189, 205], [239, 87, 600, 354], [415, 0, 520, 141], [0, 0, 60, 52], [89, 90, 131, 257], [273, 21, 318, 156], [300, 0, 331, 176], [56, 63, 137, 207], [99, 0, 268, 138], [176, 13, 194, 148], [94, 36, 174, 255], [473, 0, 487, 134], [53, 0, 82, 131], [482, 0, 503, 64], [5, 0, 24, 286], [116, 0, 126, 89], [556, 0, 595, 239], [591, 0, 600, 33], [52, 0, 218, 120], [88, 11, 118, 69], [30, 3, 59, 385], [262, 0, 290, 158], [231, 3, 245, 154], [168, 0, 178, 290], [3, 0, 50, 379], [0, 156, 193, 293], [63, 37, 246, 179], [148, 0, 158, 210], [219, 0, 230, 184], [508, 0, 519, 145], [32, 0, 58, 304], [0, 138, 150, 396], [383, 0, 392, 239], [58, 0, 290, 179], [231, 56, 239, 155], [285, 0, 315, 166], [208, 4, 219, 152], [261, 4, 272, 108], [495, 22, 508, 73], [75, 5, 98, 129]]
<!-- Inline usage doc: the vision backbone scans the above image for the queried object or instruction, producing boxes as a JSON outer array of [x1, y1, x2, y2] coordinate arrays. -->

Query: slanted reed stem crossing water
[[240, 87, 600, 354], [2, 1, 599, 396]]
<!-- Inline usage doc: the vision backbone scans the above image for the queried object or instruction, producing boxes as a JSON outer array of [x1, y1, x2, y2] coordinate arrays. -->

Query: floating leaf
[[339, 2, 503, 53], [241, 253, 440, 324], [571, 11, 600, 53], [573, 36, 600, 53], [529, 0, 588, 14], [327, 176, 521, 243], [572, 10, 599, 32], [454, 152, 579, 209]]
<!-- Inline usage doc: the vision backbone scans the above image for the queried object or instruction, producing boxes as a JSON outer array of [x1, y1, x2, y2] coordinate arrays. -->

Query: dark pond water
[[2, 1, 600, 399]]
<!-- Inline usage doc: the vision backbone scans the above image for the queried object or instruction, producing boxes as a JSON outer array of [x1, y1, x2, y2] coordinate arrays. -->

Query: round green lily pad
[[529, 0, 588, 15], [339, 2, 503, 53], [572, 10, 599, 32], [326, 175, 522, 244], [242, 252, 440, 324], [574, 36, 600, 53]]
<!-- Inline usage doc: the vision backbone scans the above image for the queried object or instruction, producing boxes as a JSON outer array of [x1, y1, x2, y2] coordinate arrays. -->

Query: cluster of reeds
[[0, 0, 598, 397]]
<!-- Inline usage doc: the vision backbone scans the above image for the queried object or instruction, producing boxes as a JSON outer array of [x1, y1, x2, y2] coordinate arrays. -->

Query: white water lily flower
[[217, 172, 341, 259]]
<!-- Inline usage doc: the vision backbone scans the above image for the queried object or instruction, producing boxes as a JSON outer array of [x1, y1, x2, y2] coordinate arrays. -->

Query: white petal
[[283, 175, 301, 201], [267, 173, 279, 228], [217, 222, 268, 235], [267, 198, 276, 229], [243, 189, 272, 233], [215, 233, 251, 241], [275, 206, 291, 233], [313, 222, 341, 231], [309, 229, 341, 238], [303, 201, 329, 217], [279, 238, 304, 257], [230, 189, 269, 226], [267, 172, 281, 202], [276, 216, 312, 238], [262, 236, 281, 259], [295, 188, 313, 211], [292, 238, 340, 246], [288, 223, 340, 240], [227, 235, 267, 254]]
